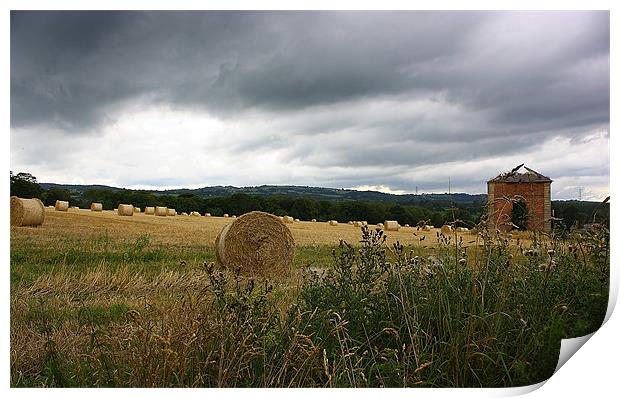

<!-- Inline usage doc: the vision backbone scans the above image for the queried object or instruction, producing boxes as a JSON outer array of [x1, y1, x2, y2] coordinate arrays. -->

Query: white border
[[4, 1, 616, 397]]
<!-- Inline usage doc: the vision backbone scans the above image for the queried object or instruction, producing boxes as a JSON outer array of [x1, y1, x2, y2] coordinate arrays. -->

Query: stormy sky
[[10, 11, 610, 200]]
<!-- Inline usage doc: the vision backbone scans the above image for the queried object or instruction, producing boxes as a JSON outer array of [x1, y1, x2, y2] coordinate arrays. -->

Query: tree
[[10, 171, 43, 199], [561, 204, 583, 229], [42, 188, 76, 206]]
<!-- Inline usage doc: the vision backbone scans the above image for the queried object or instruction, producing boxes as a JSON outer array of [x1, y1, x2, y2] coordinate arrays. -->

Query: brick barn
[[487, 165, 552, 232]]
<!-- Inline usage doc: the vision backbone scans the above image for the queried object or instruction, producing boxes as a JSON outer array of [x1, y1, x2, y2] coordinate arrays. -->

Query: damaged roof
[[488, 165, 552, 183]]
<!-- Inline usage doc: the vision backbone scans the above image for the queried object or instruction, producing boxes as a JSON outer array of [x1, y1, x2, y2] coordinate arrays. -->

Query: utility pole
[[579, 187, 582, 201], [415, 186, 418, 195], [448, 177, 451, 195]]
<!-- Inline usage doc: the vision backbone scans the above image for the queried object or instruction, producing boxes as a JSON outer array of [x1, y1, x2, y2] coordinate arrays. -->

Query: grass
[[10, 210, 609, 387]]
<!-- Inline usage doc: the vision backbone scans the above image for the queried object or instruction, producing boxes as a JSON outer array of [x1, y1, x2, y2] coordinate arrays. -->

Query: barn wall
[[487, 181, 551, 232]]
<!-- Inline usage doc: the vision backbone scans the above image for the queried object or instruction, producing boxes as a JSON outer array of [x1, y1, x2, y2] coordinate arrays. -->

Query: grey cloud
[[10, 11, 609, 199], [12, 11, 609, 135]]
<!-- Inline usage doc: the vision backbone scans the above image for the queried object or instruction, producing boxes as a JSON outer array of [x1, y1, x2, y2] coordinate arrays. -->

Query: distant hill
[[39, 182, 488, 204]]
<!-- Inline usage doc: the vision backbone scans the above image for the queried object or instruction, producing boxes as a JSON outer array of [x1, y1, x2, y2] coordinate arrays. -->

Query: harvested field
[[10, 207, 491, 248]]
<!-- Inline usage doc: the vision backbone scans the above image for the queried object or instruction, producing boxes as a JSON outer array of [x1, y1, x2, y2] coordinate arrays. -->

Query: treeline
[[55, 188, 485, 227], [551, 200, 610, 230], [10, 172, 483, 226], [10, 171, 608, 229]]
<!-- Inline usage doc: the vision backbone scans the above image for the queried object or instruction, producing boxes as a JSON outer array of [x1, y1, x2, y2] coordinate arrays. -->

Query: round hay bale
[[117, 204, 134, 216], [329, 220, 338, 226], [404, 224, 410, 227], [311, 218, 317, 222], [283, 216, 294, 224], [361, 221, 368, 226], [223, 213, 229, 218], [90, 202, 103, 212], [205, 213, 211, 217], [232, 215, 237, 219], [181, 212, 188, 216], [215, 211, 295, 277], [441, 225, 453, 235], [422, 225, 431, 231], [155, 206, 167, 216], [71, 206, 79, 209], [384, 220, 400, 231], [11, 196, 44, 226], [134, 207, 141, 213], [167, 208, 177, 216], [294, 218, 300, 222], [353, 221, 362, 227], [348, 221, 353, 225], [145, 206, 155, 215], [190, 211, 201, 216], [54, 200, 69, 212], [377, 223, 384, 228]]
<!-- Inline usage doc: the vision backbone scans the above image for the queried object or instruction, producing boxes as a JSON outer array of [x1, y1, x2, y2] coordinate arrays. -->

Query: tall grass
[[11, 225, 608, 387]]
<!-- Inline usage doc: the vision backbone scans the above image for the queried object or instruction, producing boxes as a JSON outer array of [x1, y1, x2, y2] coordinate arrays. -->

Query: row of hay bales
[[440, 225, 470, 234], [55, 201, 216, 218], [347, 221, 369, 227], [281, 216, 308, 223]]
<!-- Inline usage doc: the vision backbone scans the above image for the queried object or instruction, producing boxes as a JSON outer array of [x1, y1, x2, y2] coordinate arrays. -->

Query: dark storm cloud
[[10, 11, 491, 128], [11, 10, 609, 132]]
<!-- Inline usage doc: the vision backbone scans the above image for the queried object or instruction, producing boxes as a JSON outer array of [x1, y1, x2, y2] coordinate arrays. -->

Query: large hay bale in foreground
[[384, 220, 400, 231], [54, 200, 69, 211], [283, 216, 294, 224], [11, 196, 44, 226], [90, 202, 103, 212], [441, 225, 453, 235], [215, 211, 295, 277], [117, 204, 134, 216], [145, 206, 155, 215], [155, 206, 167, 216]]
